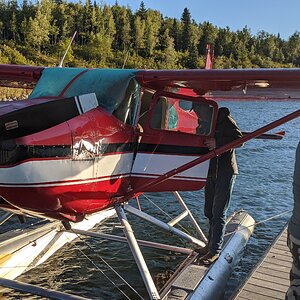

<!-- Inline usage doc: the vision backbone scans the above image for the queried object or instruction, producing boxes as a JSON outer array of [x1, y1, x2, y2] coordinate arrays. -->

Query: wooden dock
[[232, 226, 292, 300]]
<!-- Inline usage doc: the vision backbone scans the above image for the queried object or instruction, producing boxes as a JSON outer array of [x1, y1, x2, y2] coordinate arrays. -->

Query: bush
[[0, 44, 29, 65]]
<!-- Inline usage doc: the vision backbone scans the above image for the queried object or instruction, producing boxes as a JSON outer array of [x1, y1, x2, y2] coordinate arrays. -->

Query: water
[[3, 101, 300, 299]]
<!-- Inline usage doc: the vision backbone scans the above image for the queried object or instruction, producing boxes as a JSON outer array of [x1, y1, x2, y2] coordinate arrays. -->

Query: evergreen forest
[[1, 0, 300, 70]]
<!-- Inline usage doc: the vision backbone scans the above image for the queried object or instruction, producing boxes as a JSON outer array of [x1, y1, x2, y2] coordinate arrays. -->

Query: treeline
[[0, 0, 300, 69]]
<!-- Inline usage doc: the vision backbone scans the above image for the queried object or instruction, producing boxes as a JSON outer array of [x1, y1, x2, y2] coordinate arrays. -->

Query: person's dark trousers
[[204, 171, 236, 255], [286, 232, 300, 300]]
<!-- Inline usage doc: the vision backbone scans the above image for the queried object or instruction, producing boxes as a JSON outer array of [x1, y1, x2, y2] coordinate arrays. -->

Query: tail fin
[[205, 44, 214, 69]]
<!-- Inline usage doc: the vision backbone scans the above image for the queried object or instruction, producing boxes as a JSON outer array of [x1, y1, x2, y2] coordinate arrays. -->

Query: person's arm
[[215, 116, 243, 148]]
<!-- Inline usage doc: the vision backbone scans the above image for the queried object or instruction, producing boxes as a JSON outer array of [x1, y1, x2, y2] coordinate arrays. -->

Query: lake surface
[[3, 101, 300, 299]]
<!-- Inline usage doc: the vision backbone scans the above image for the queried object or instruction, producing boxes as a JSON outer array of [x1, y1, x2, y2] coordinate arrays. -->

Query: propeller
[[0, 93, 98, 141]]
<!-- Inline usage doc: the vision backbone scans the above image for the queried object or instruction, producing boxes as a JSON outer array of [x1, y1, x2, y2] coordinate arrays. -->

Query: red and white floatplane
[[0, 62, 298, 299]]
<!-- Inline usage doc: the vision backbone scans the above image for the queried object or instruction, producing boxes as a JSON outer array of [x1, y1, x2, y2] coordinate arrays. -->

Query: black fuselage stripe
[[0, 142, 208, 166], [137, 143, 209, 155], [18, 143, 208, 156]]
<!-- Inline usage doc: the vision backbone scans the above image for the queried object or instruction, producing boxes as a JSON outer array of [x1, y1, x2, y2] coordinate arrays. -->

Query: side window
[[151, 97, 167, 129], [191, 101, 214, 135], [151, 96, 214, 136]]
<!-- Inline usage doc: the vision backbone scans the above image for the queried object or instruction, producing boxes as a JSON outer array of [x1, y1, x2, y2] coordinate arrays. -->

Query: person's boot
[[194, 244, 209, 255], [199, 252, 219, 265]]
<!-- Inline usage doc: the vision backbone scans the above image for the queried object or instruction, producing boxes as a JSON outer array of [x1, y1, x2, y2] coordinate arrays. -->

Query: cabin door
[[131, 91, 218, 192]]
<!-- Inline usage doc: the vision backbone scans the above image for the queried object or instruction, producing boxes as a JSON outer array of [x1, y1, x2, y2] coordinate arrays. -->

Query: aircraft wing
[[136, 68, 300, 100], [0, 64, 44, 88], [1, 64, 300, 100]]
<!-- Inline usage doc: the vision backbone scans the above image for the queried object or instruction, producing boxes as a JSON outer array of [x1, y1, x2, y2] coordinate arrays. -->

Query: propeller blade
[[242, 131, 285, 140], [0, 93, 98, 141]]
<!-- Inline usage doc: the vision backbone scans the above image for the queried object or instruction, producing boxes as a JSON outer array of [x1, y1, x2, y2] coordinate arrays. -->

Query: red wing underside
[[1, 65, 300, 100], [0, 65, 44, 88], [136, 69, 300, 100]]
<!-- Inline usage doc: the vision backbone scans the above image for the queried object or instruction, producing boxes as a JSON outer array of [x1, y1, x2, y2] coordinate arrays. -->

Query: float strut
[[115, 204, 160, 300], [0, 212, 14, 225]]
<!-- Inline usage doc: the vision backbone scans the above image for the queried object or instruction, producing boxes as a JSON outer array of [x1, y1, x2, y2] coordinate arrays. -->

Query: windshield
[[29, 68, 139, 121]]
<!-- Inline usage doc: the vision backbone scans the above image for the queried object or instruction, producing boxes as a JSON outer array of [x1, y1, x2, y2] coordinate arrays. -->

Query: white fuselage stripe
[[0, 153, 208, 187], [0, 153, 134, 185], [132, 153, 209, 178]]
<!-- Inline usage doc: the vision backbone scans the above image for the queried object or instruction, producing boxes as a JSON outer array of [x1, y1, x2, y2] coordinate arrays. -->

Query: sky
[[103, 0, 300, 40]]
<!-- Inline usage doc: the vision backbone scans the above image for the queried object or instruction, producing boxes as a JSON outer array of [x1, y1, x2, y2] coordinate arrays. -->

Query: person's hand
[[204, 138, 216, 150]]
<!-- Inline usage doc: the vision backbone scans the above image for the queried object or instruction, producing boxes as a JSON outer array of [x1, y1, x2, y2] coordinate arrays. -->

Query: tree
[[85, 4, 116, 65], [198, 22, 218, 55], [103, 5, 116, 42], [0, 0, 296, 68], [120, 7, 132, 52], [169, 18, 181, 51], [81, 0, 93, 45], [286, 31, 300, 66], [10, 0, 19, 42], [137, 1, 147, 20], [186, 44, 199, 68], [19, 0, 36, 42], [214, 27, 233, 57], [144, 9, 162, 56], [158, 28, 178, 69], [133, 15, 145, 55], [26, 0, 53, 52], [52, 3, 70, 42], [180, 8, 193, 51], [71, 3, 85, 45]]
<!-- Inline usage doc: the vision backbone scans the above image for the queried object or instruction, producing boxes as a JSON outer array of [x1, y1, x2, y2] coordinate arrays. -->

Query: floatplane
[[0, 47, 299, 299]]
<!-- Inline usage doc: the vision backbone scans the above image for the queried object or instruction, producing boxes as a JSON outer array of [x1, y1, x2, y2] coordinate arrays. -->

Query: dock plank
[[270, 248, 291, 256], [247, 277, 288, 292], [261, 262, 290, 272], [264, 256, 291, 267], [257, 266, 290, 280], [244, 284, 286, 299], [267, 252, 292, 263], [238, 289, 284, 300], [275, 240, 288, 247], [233, 226, 291, 300], [252, 271, 290, 286], [273, 244, 290, 251]]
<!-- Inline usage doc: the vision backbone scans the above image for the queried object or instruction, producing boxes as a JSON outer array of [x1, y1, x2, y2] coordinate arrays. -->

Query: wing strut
[[115, 204, 160, 300], [124, 109, 300, 200]]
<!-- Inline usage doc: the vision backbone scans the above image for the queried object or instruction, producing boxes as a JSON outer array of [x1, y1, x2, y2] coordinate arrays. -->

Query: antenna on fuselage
[[58, 31, 77, 68]]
